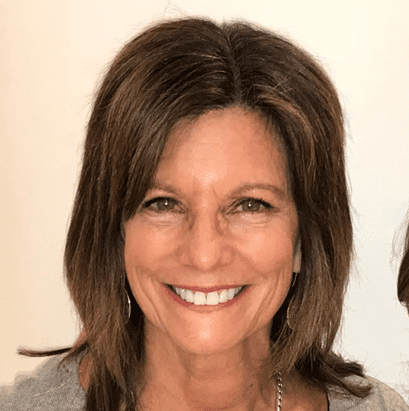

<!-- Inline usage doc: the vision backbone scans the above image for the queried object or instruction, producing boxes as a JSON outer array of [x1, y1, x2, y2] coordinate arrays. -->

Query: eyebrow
[[149, 182, 287, 200], [228, 183, 287, 200], [148, 182, 183, 196]]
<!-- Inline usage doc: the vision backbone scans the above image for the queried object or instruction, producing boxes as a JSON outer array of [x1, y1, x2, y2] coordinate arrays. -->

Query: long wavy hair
[[398, 224, 409, 310], [22, 17, 371, 410]]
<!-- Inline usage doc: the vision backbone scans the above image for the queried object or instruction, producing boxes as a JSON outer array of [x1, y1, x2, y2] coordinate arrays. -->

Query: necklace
[[276, 372, 283, 410]]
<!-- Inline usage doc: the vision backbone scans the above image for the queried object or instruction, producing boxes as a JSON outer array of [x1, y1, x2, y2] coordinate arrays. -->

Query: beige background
[[1, 0, 409, 402]]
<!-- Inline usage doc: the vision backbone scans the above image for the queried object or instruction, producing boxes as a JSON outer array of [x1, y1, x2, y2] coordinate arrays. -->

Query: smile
[[170, 286, 245, 306]]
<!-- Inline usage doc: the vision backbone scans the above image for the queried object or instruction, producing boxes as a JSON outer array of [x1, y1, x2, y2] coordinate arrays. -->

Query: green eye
[[237, 198, 272, 212], [143, 197, 178, 211]]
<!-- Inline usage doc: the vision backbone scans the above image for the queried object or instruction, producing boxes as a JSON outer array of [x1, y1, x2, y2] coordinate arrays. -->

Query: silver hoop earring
[[286, 272, 298, 330], [286, 302, 294, 331], [125, 289, 131, 322], [291, 271, 298, 288]]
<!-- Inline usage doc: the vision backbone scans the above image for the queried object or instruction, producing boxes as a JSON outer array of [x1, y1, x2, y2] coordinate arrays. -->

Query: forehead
[[155, 107, 290, 195], [164, 107, 283, 155]]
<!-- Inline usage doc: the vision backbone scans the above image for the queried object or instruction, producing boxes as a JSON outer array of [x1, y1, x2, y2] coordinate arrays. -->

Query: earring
[[286, 272, 298, 330], [286, 300, 295, 330], [125, 289, 131, 322], [291, 271, 298, 288]]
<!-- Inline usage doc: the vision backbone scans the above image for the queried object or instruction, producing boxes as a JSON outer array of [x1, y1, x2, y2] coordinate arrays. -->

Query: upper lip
[[167, 284, 246, 293]]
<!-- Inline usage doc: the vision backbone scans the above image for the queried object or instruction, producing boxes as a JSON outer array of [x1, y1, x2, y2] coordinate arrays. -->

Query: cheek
[[124, 224, 174, 274], [124, 227, 169, 324], [240, 229, 295, 274]]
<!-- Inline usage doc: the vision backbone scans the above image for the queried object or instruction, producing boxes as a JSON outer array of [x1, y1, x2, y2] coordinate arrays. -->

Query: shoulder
[[328, 375, 409, 411], [0, 355, 85, 411]]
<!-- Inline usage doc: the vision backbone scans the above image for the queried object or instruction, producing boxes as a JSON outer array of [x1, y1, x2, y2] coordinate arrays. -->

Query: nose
[[176, 209, 234, 272]]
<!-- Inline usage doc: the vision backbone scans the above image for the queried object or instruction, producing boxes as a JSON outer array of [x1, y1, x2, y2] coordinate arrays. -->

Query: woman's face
[[124, 107, 300, 355]]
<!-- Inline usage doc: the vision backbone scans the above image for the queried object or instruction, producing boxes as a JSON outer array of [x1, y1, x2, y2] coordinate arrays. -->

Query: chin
[[167, 319, 261, 356], [177, 335, 238, 356]]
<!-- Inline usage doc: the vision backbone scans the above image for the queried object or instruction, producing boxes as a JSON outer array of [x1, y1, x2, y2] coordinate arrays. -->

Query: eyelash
[[232, 197, 273, 213], [141, 197, 273, 214], [141, 197, 181, 212]]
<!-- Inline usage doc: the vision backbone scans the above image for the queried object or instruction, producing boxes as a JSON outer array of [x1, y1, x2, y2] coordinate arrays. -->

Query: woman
[[398, 224, 409, 311], [1, 17, 407, 411]]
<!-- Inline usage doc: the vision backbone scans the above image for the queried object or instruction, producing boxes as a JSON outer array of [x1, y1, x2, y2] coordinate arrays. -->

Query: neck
[[140, 321, 275, 411]]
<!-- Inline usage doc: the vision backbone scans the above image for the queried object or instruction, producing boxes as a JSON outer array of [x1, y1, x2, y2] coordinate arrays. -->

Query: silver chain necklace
[[276, 372, 283, 410]]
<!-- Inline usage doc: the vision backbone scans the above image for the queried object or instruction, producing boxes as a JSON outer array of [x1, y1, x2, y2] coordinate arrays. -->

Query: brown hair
[[22, 17, 371, 409], [398, 224, 409, 310]]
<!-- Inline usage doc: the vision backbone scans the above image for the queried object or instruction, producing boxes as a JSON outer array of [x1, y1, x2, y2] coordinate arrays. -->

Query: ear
[[293, 239, 302, 273]]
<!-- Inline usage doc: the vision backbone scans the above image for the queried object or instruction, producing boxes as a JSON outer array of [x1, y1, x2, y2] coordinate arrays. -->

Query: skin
[[80, 107, 327, 410]]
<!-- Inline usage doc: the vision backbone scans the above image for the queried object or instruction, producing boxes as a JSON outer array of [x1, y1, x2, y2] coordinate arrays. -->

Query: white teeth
[[185, 290, 194, 303], [194, 292, 206, 305], [206, 291, 219, 305], [227, 288, 235, 300], [219, 290, 228, 303], [172, 286, 244, 305]]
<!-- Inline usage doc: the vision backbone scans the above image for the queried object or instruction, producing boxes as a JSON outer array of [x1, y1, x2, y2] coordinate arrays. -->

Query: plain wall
[[1, 0, 409, 401]]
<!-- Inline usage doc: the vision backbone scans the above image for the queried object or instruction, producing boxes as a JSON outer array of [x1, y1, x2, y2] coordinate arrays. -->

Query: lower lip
[[164, 285, 249, 310]]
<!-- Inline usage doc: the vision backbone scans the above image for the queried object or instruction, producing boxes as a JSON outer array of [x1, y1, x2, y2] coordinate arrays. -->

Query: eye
[[236, 198, 273, 213], [142, 197, 179, 212]]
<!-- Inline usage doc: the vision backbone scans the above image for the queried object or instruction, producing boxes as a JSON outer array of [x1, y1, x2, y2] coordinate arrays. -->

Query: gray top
[[0, 355, 408, 410]]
